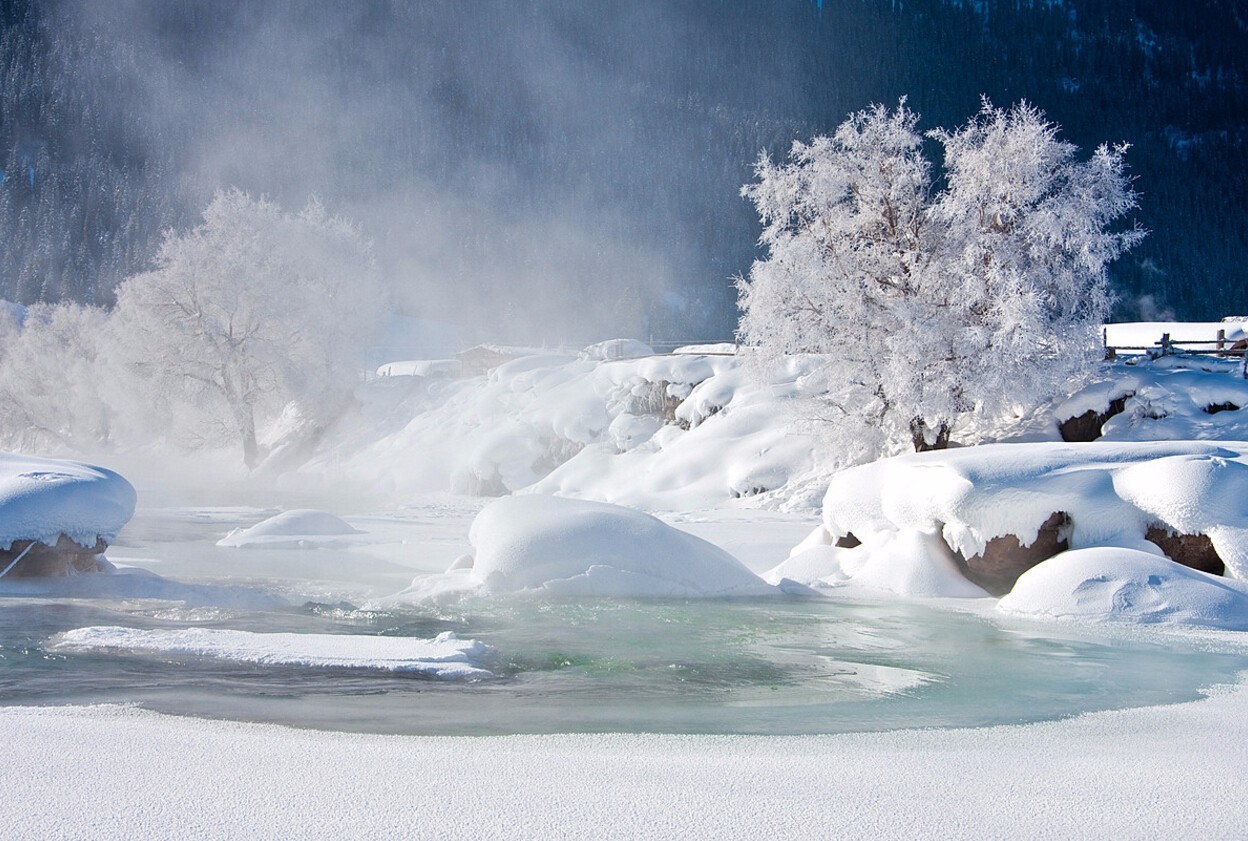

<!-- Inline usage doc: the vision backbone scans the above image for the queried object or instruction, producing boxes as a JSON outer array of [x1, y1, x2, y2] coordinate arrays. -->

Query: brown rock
[[1144, 526, 1225, 576], [1058, 393, 1133, 442], [0, 535, 110, 578], [950, 512, 1071, 596], [834, 532, 861, 549]]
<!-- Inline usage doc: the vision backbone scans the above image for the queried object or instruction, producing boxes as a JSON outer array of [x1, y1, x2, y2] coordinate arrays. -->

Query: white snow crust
[[0, 451, 136, 550], [216, 509, 365, 549], [54, 627, 494, 679], [4, 679, 1248, 839], [998, 548, 1248, 629], [392, 495, 776, 600]]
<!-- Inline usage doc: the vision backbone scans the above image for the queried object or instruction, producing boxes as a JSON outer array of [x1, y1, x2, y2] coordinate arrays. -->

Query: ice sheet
[[54, 626, 495, 679]]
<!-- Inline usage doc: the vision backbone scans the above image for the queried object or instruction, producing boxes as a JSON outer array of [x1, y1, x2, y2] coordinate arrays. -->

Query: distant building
[[454, 345, 528, 377], [375, 359, 462, 378]]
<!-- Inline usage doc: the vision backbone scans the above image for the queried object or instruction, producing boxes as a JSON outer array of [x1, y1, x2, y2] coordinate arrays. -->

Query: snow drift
[[288, 347, 823, 509], [390, 495, 777, 600], [998, 548, 1248, 630]]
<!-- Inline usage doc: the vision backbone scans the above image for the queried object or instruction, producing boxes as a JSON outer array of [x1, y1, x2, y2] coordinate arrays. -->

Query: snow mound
[[393, 495, 777, 600], [998, 548, 1248, 629], [0, 452, 136, 550], [771, 441, 1248, 598], [217, 509, 364, 549], [54, 627, 495, 679]]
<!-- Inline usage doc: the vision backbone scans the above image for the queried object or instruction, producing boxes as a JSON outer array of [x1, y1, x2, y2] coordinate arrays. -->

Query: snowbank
[[5, 680, 1248, 839], [217, 509, 364, 549], [391, 495, 776, 600], [293, 349, 822, 509], [54, 627, 494, 679], [0, 452, 136, 551], [998, 548, 1248, 629], [769, 441, 1248, 603]]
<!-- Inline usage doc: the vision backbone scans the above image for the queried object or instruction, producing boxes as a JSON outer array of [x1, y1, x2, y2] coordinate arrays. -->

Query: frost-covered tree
[[110, 190, 384, 468], [0, 302, 112, 453], [737, 99, 1143, 461]]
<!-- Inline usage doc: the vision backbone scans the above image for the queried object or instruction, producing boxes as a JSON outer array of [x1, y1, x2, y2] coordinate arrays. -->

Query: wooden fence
[[1105, 328, 1248, 378]]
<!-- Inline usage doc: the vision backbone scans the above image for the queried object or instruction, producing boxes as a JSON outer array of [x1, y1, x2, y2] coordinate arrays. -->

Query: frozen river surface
[[2, 498, 1245, 736]]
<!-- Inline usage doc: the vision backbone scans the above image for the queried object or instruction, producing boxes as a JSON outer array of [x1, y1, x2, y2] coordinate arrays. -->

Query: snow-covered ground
[[4, 677, 1247, 840], [9, 331, 1248, 838]]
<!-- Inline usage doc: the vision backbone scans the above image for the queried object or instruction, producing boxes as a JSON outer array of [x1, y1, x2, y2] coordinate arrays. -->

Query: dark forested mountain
[[1, 0, 1244, 337]]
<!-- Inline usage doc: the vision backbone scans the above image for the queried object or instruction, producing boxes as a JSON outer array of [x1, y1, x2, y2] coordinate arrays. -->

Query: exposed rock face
[[1204, 401, 1240, 415], [950, 512, 1071, 596], [0, 535, 110, 578], [1145, 526, 1225, 576], [1059, 393, 1133, 442], [834, 532, 861, 549], [910, 418, 951, 452]]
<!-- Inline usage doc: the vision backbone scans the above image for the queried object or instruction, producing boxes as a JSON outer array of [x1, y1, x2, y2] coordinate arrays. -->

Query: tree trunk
[[910, 417, 951, 452]]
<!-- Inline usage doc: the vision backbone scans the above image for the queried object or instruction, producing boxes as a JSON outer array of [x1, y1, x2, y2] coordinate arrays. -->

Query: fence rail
[[1106, 328, 1248, 378]]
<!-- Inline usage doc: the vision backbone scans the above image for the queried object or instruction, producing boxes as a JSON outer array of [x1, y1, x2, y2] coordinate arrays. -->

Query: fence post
[[1161, 332, 1171, 356], [1218, 328, 1226, 353]]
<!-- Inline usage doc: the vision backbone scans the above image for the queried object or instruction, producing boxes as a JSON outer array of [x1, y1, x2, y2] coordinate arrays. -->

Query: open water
[[1, 503, 1245, 736]]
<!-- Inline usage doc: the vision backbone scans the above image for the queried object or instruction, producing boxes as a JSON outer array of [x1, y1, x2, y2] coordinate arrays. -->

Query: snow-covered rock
[[217, 509, 364, 549], [998, 548, 1248, 630], [389, 495, 777, 600], [1053, 356, 1248, 443], [0, 452, 136, 578], [770, 441, 1248, 598]]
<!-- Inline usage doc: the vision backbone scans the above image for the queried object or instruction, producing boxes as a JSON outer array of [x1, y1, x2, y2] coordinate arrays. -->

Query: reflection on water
[[2, 588, 1246, 736]]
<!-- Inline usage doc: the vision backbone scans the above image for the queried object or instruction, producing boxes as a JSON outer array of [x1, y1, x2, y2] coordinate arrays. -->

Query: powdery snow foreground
[[387, 495, 777, 602], [3, 679, 1248, 839], [769, 441, 1248, 629], [54, 627, 495, 679]]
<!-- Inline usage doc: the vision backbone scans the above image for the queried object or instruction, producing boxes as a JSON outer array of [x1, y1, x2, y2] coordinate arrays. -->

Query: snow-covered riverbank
[[5, 676, 1246, 840]]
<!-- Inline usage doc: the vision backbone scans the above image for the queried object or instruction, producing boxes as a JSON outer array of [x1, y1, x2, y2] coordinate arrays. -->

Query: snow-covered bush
[[738, 99, 1144, 463]]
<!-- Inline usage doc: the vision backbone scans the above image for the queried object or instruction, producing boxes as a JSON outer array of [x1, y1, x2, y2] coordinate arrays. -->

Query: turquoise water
[[1, 506, 1246, 736]]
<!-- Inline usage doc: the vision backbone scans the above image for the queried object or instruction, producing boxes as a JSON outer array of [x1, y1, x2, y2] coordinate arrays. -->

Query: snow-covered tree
[[110, 190, 384, 468], [0, 302, 111, 453], [737, 99, 1143, 461]]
